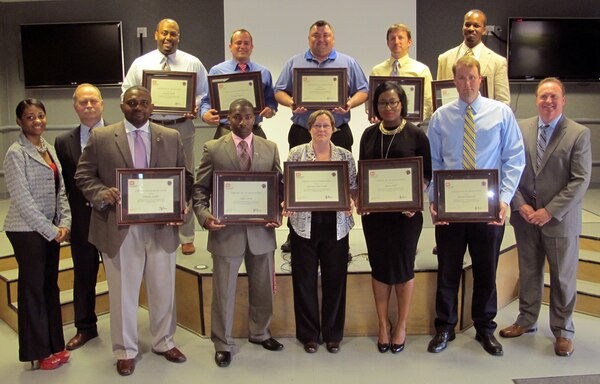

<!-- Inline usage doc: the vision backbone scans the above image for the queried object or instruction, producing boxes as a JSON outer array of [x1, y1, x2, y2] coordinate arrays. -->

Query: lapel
[[249, 137, 264, 171], [478, 45, 492, 76], [223, 134, 244, 170], [538, 116, 566, 172], [113, 122, 134, 168], [148, 122, 163, 168], [525, 119, 538, 173], [20, 135, 49, 168], [69, 126, 83, 161]]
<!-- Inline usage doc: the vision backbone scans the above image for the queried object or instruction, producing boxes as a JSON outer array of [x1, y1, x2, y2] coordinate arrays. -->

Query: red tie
[[238, 63, 248, 72]]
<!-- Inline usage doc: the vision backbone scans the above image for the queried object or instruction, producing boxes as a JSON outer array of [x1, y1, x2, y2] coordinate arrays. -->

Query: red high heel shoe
[[53, 350, 70, 364], [38, 355, 61, 370]]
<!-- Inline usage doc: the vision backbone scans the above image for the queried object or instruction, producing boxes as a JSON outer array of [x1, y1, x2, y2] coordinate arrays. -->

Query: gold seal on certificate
[[284, 161, 351, 211], [142, 70, 197, 114], [357, 157, 424, 213], [368, 76, 425, 122], [212, 171, 280, 224], [434, 169, 500, 222], [292, 68, 348, 109], [117, 167, 185, 225], [208, 71, 265, 117], [431, 77, 488, 112]]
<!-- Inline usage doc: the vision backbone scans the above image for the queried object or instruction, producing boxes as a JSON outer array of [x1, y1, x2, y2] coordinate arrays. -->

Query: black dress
[[359, 122, 432, 284]]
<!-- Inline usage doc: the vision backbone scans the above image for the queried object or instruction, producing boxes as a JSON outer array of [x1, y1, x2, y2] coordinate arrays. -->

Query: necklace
[[379, 119, 405, 159], [34, 140, 48, 154]]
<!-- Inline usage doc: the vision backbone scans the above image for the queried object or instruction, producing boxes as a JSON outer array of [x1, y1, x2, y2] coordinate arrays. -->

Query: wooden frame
[[142, 70, 197, 114], [368, 76, 425, 122], [292, 68, 348, 109], [431, 76, 489, 112], [207, 71, 265, 117]]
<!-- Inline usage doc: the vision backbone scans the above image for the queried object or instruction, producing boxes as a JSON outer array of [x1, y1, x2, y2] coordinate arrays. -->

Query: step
[[543, 273, 600, 317], [578, 249, 600, 284], [0, 243, 73, 273]]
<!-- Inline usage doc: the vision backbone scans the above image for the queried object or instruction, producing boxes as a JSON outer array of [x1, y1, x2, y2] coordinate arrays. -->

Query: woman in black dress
[[359, 81, 432, 353]]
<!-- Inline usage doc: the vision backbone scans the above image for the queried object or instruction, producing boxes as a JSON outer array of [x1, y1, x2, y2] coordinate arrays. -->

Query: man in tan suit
[[437, 9, 511, 105], [75, 86, 193, 376]]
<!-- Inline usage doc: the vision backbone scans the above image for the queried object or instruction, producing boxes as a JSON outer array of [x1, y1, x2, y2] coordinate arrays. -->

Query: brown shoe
[[116, 359, 135, 376], [499, 324, 536, 338], [181, 243, 195, 255], [66, 331, 98, 350], [153, 347, 187, 363], [554, 337, 574, 357]]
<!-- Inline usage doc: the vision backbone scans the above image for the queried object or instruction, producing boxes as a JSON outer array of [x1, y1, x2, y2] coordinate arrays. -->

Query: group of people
[[2, 8, 592, 377]]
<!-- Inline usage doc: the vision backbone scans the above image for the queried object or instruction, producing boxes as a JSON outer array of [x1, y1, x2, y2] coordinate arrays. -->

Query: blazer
[[510, 115, 592, 237], [3, 133, 71, 240], [436, 43, 511, 105], [193, 133, 282, 257], [75, 121, 193, 257]]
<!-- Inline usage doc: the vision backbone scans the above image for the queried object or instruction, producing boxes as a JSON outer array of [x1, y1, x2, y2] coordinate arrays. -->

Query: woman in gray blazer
[[3, 99, 71, 370]]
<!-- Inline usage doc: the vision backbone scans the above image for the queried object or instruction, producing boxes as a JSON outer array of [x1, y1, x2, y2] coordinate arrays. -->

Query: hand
[[527, 207, 552, 227], [489, 202, 509, 226], [203, 215, 226, 231], [402, 211, 415, 218], [429, 202, 449, 225], [259, 107, 276, 119], [54, 227, 70, 243], [518, 204, 536, 223], [101, 187, 120, 206], [265, 221, 281, 228], [202, 109, 220, 125], [183, 106, 199, 120]]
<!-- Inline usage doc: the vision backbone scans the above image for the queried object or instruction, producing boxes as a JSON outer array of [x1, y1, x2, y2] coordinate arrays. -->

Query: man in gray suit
[[75, 86, 193, 375], [499, 78, 592, 357], [193, 98, 284, 368]]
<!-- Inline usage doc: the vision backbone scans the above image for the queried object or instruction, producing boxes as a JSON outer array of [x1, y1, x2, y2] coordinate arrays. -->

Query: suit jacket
[[193, 133, 282, 257], [510, 115, 592, 237], [75, 121, 193, 257], [3, 134, 71, 240], [436, 43, 511, 105]]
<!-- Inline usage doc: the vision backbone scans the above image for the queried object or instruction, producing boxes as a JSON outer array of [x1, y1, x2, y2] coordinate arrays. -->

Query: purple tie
[[134, 130, 148, 168], [238, 140, 251, 171]]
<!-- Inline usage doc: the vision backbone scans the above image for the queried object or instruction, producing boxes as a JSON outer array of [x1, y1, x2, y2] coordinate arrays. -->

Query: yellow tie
[[465, 48, 474, 57], [162, 55, 171, 71], [463, 105, 476, 169]]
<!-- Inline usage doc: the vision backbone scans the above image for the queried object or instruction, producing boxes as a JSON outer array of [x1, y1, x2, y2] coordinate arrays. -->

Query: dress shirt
[[537, 114, 561, 143], [232, 132, 254, 162], [287, 142, 357, 240], [427, 94, 525, 204], [80, 118, 104, 149], [274, 49, 369, 128], [457, 42, 483, 60], [200, 60, 277, 125], [124, 120, 151, 167], [370, 55, 434, 119], [121, 49, 208, 120]]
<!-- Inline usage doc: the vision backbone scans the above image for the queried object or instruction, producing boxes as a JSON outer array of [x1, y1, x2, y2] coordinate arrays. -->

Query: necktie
[[238, 140, 251, 171], [462, 105, 476, 169], [238, 62, 248, 72], [536, 124, 549, 169], [391, 60, 400, 76], [465, 48, 474, 57], [162, 55, 171, 71], [134, 130, 148, 168]]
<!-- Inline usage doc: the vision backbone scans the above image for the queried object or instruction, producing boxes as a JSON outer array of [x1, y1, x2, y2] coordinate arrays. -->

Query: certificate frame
[[431, 76, 489, 112], [368, 76, 425, 122], [207, 71, 265, 117], [212, 171, 280, 224], [434, 169, 500, 223], [284, 161, 350, 211], [292, 68, 348, 109], [142, 70, 197, 115], [117, 167, 185, 225], [357, 157, 424, 213]]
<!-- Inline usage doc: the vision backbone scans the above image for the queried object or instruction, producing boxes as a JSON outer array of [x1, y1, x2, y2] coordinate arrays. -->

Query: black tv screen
[[507, 18, 600, 82], [20, 21, 124, 88]]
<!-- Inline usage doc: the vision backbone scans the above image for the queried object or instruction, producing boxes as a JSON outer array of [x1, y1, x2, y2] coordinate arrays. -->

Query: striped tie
[[536, 124, 549, 169], [238, 62, 248, 72], [462, 105, 476, 169], [391, 60, 400, 76], [238, 140, 251, 171], [465, 48, 474, 57], [162, 55, 171, 71]]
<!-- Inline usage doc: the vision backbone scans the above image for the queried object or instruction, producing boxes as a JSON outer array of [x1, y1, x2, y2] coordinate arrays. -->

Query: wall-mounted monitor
[[20, 21, 124, 88], [507, 18, 600, 82]]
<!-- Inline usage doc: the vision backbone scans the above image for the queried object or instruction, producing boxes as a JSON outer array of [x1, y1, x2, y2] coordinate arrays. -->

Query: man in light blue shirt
[[427, 56, 525, 357], [201, 29, 277, 139]]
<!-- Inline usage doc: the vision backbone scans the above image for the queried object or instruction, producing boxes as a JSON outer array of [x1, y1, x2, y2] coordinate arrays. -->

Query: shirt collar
[[389, 54, 410, 66], [124, 119, 150, 134], [305, 48, 337, 62], [538, 114, 562, 130], [458, 93, 483, 113], [231, 132, 253, 147], [81, 118, 104, 133], [460, 42, 483, 58]]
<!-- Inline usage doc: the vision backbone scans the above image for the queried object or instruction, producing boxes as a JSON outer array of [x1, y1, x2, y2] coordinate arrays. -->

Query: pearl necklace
[[379, 119, 406, 159], [35, 140, 48, 154]]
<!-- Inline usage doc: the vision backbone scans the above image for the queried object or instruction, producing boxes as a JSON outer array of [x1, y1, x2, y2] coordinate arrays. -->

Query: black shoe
[[214, 351, 231, 367], [249, 337, 284, 351], [427, 330, 456, 353], [390, 343, 405, 354], [377, 342, 390, 353], [326, 342, 340, 353], [281, 234, 291, 252], [475, 333, 503, 356], [304, 341, 318, 353]]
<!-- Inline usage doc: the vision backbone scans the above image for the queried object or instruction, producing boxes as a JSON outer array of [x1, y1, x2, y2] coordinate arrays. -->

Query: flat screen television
[[507, 18, 600, 82], [20, 21, 124, 88]]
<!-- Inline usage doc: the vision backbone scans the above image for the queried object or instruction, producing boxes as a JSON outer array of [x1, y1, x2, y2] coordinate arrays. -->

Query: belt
[[150, 117, 187, 126]]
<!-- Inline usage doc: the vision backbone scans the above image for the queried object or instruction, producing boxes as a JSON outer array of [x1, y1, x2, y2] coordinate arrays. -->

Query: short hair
[[372, 81, 408, 120], [452, 56, 481, 76], [309, 20, 334, 34], [386, 23, 412, 41], [72, 83, 103, 102], [229, 98, 255, 113], [156, 18, 180, 33], [123, 85, 151, 100], [464, 9, 487, 26], [230, 29, 253, 43], [16, 98, 46, 119], [307, 109, 335, 129], [536, 77, 566, 96]]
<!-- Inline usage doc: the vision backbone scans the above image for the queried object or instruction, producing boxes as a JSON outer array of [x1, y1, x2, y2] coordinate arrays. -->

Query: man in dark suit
[[499, 78, 592, 357], [75, 86, 193, 376], [54, 83, 104, 350], [193, 98, 284, 368]]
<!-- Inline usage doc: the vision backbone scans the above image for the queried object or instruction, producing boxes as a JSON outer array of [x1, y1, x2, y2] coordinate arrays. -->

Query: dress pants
[[288, 123, 353, 152], [7, 231, 65, 361], [513, 218, 578, 338], [214, 123, 266, 140], [290, 225, 349, 343], [70, 236, 100, 334], [102, 225, 177, 359], [434, 222, 504, 334], [210, 247, 274, 352]]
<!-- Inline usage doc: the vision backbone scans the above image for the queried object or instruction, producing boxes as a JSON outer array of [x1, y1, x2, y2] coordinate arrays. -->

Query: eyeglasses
[[377, 100, 401, 109]]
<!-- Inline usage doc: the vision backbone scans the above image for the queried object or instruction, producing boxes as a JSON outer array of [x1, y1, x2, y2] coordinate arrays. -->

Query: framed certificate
[[142, 70, 197, 114], [434, 169, 500, 222], [212, 171, 280, 224], [208, 71, 265, 117], [293, 68, 348, 109], [431, 76, 489, 112], [357, 157, 424, 213], [284, 161, 350, 211], [368, 76, 425, 122], [117, 167, 185, 225]]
